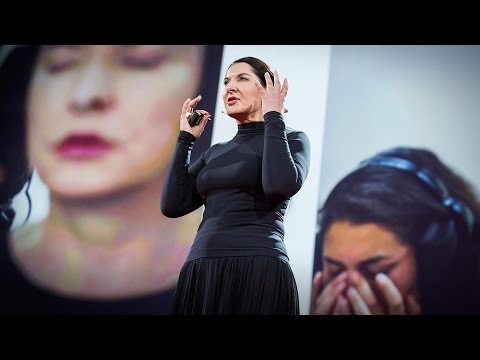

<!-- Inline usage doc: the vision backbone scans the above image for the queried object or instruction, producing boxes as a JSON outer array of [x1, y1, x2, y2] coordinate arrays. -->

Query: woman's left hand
[[346, 271, 422, 315], [254, 70, 289, 115]]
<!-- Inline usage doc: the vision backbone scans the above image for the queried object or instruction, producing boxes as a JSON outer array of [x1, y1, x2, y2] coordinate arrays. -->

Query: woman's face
[[322, 220, 418, 299], [223, 62, 263, 121], [27, 45, 204, 199]]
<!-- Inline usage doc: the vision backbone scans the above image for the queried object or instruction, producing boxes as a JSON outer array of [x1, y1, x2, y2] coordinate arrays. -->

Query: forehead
[[323, 220, 408, 261], [225, 62, 255, 78]]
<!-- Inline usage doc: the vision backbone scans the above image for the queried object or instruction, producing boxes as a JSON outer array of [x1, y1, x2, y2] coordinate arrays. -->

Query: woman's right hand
[[310, 271, 350, 315], [180, 95, 211, 139]]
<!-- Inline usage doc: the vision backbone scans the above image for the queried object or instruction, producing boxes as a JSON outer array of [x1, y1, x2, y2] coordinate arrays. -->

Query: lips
[[226, 96, 239, 105], [56, 133, 114, 159]]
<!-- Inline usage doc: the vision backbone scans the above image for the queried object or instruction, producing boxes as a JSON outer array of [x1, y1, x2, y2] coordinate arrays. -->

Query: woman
[[310, 147, 480, 315], [161, 57, 311, 315], [3, 45, 223, 314]]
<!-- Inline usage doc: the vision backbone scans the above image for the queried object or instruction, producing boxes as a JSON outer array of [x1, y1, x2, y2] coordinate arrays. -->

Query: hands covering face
[[310, 270, 421, 315]]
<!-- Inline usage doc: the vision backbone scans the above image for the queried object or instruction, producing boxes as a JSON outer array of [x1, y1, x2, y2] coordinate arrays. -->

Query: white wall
[[318, 45, 480, 210], [212, 45, 331, 314]]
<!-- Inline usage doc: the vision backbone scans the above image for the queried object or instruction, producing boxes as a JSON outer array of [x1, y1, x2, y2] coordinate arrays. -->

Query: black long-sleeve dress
[[161, 111, 310, 314]]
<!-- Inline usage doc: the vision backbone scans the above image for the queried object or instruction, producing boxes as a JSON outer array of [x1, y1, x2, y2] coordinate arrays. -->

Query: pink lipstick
[[56, 133, 114, 159]]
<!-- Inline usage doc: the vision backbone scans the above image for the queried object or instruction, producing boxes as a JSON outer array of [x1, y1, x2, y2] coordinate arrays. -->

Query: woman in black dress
[[161, 57, 311, 315]]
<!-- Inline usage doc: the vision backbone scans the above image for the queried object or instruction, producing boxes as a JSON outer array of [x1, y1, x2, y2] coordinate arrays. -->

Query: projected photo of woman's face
[[2, 45, 223, 314]]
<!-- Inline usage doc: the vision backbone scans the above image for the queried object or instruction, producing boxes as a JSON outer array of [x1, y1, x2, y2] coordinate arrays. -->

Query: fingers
[[188, 95, 202, 112], [346, 286, 372, 315], [181, 98, 191, 115], [254, 79, 265, 92], [182, 95, 202, 116], [332, 295, 351, 315], [314, 272, 347, 315], [260, 70, 288, 115], [349, 271, 384, 315], [198, 112, 211, 129], [280, 77, 288, 98], [180, 95, 211, 136], [264, 71, 274, 90], [332, 296, 343, 315], [338, 295, 351, 315], [280, 77, 288, 114], [310, 271, 323, 314], [267, 70, 287, 91], [315, 281, 346, 315], [406, 294, 422, 315], [375, 273, 406, 315], [312, 271, 415, 316], [197, 110, 210, 118]]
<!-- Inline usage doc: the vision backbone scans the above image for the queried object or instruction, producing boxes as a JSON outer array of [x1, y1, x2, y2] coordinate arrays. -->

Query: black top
[[161, 111, 310, 262], [0, 231, 175, 315]]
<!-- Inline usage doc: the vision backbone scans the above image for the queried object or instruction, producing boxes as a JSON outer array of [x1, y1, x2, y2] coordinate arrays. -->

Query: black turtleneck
[[161, 111, 310, 262]]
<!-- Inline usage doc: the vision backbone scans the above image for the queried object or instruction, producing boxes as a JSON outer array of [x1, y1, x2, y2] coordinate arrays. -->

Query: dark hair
[[315, 147, 480, 314], [0, 45, 39, 232], [230, 57, 274, 88]]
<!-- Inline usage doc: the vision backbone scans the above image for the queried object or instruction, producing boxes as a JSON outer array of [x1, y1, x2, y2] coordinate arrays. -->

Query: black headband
[[359, 155, 475, 236]]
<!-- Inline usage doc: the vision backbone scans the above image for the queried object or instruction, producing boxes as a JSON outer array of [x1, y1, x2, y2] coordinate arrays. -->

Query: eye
[[121, 53, 170, 69], [43, 46, 81, 74], [329, 270, 343, 278], [238, 76, 248, 81], [323, 262, 345, 279], [121, 53, 169, 69], [47, 60, 77, 73], [120, 45, 171, 70]]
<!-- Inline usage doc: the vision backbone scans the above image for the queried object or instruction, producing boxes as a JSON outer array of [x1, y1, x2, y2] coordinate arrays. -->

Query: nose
[[224, 81, 237, 94], [68, 60, 116, 115]]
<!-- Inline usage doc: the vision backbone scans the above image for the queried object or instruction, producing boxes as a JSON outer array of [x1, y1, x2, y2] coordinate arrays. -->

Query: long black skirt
[[171, 256, 299, 315]]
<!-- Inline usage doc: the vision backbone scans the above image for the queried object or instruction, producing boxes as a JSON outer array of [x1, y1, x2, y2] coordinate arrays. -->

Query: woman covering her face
[[310, 147, 480, 315]]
